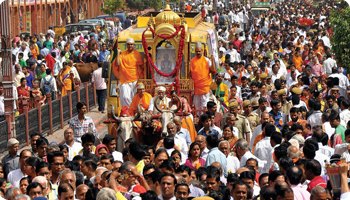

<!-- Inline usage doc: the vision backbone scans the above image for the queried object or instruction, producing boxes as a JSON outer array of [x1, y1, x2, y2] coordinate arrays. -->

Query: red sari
[[17, 86, 31, 114]]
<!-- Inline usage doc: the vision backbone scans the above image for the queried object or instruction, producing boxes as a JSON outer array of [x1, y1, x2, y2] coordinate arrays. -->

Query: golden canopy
[[154, 4, 181, 26]]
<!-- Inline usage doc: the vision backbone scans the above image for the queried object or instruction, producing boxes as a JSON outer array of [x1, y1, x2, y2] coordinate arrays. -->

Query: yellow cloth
[[321, 100, 325, 111], [136, 159, 145, 174], [292, 55, 303, 72], [191, 56, 212, 95], [113, 49, 144, 85], [220, 56, 225, 68], [116, 191, 127, 200], [210, 82, 229, 106], [181, 116, 197, 142], [59, 66, 72, 96], [129, 92, 152, 115]]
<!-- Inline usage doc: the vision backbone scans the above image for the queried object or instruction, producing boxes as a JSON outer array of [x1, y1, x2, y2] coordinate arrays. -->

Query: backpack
[[43, 76, 53, 94], [219, 15, 225, 25]]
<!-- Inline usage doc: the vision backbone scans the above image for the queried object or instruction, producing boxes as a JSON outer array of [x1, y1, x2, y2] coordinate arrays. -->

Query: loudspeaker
[[102, 62, 110, 78]]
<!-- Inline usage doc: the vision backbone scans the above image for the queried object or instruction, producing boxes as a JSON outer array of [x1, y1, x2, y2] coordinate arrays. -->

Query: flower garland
[[142, 25, 186, 94]]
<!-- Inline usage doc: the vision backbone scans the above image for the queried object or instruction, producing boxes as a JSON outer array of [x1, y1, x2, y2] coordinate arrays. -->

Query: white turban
[[126, 38, 135, 44], [158, 86, 166, 92]]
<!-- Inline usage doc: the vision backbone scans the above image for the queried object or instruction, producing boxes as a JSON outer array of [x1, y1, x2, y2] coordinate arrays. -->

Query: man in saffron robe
[[113, 38, 144, 107], [190, 42, 216, 114], [128, 83, 152, 116], [210, 72, 229, 108]]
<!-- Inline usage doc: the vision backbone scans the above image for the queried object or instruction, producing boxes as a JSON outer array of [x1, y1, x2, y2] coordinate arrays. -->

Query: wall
[[8, 0, 104, 37]]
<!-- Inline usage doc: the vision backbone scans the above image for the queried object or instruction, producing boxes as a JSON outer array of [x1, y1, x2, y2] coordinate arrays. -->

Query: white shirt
[[307, 111, 323, 128], [148, 96, 171, 114], [265, 144, 279, 174], [254, 137, 273, 161], [213, 125, 222, 138], [250, 124, 262, 149], [7, 168, 26, 188], [91, 68, 107, 90], [174, 135, 189, 155], [318, 143, 334, 158], [323, 58, 337, 75], [340, 109, 350, 127], [271, 72, 282, 84], [341, 151, 350, 163], [324, 121, 335, 140], [64, 142, 83, 161], [286, 79, 298, 88], [201, 147, 209, 161], [315, 151, 329, 176], [165, 148, 187, 165], [70, 66, 81, 80], [112, 151, 123, 162], [240, 151, 267, 174], [40, 75, 58, 92], [227, 155, 240, 174], [321, 36, 331, 48], [225, 48, 240, 62], [0, 94, 4, 115]]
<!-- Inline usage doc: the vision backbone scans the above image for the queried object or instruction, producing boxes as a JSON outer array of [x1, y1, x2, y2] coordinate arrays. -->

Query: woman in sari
[[292, 47, 303, 72], [57, 62, 74, 96], [17, 78, 31, 114], [184, 142, 205, 170], [221, 125, 238, 152], [30, 80, 46, 105]]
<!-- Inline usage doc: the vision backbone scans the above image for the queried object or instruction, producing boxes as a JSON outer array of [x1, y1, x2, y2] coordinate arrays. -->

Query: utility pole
[[0, 0, 15, 138]]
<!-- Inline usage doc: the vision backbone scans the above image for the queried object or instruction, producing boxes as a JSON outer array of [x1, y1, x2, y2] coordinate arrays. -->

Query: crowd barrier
[[0, 82, 97, 150]]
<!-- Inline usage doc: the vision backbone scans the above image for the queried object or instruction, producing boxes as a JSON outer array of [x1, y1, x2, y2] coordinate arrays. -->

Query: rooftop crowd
[[1, 0, 350, 200]]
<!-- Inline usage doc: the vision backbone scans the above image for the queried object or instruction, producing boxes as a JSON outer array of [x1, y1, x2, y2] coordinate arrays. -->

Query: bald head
[[211, 162, 222, 171], [235, 167, 249, 175], [75, 184, 89, 200], [311, 186, 327, 200], [287, 146, 299, 159], [195, 135, 206, 151]]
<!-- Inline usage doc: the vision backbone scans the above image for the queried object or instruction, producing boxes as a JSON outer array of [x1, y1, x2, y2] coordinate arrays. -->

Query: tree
[[330, 6, 350, 71], [100, 0, 125, 25]]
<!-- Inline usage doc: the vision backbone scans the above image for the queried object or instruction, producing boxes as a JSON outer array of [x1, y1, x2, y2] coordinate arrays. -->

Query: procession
[[1, 0, 350, 199]]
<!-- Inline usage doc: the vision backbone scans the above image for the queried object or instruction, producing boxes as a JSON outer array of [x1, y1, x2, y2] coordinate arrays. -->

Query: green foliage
[[100, 0, 125, 16], [125, 0, 178, 11], [330, 6, 350, 71]]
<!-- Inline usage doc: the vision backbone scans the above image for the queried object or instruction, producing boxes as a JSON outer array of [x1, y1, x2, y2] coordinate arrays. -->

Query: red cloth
[[120, 106, 130, 117], [44, 54, 55, 76], [95, 144, 110, 155], [307, 176, 327, 193]]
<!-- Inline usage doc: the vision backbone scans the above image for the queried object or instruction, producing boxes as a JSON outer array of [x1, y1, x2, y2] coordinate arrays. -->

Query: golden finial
[[148, 14, 155, 27]]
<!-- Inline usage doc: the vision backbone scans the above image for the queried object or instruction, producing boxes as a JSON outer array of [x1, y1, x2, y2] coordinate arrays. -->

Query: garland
[[142, 25, 186, 94]]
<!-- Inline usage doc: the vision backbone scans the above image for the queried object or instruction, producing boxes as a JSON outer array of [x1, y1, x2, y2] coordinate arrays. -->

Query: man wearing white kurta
[[148, 86, 171, 115]]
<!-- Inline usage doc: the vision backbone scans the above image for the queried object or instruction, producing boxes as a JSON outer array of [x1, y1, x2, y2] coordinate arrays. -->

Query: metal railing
[[0, 82, 96, 152]]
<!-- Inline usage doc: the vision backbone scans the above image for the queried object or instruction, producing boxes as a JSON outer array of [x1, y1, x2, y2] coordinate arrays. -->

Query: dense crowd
[[2, 0, 350, 200]]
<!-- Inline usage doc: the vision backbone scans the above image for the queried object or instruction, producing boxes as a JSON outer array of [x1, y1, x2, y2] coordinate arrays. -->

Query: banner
[[26, 11, 31, 34], [207, 29, 219, 69]]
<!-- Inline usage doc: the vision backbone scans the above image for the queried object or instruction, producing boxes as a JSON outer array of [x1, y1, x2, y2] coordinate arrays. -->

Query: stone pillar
[[0, 0, 15, 138]]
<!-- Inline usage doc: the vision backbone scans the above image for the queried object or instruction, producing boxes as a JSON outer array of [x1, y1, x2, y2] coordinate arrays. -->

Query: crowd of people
[[2, 0, 350, 200], [1, 16, 131, 118]]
